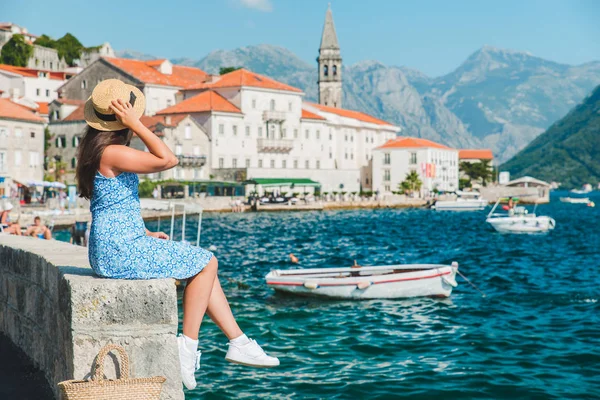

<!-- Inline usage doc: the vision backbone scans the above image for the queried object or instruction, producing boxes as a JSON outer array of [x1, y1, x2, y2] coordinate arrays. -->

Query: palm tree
[[460, 160, 493, 186], [399, 170, 423, 195]]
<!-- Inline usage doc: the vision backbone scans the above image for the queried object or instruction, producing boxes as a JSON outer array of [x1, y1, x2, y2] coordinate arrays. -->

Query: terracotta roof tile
[[0, 98, 45, 123], [459, 149, 494, 160], [156, 90, 241, 115], [36, 101, 49, 115], [185, 68, 302, 93], [377, 137, 452, 150], [0, 64, 66, 80], [103, 57, 208, 87], [307, 102, 393, 126], [301, 108, 326, 120], [54, 98, 85, 106]]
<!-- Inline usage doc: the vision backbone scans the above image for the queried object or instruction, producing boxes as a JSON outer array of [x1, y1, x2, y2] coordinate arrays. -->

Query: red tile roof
[[185, 68, 302, 93], [459, 149, 494, 160], [0, 64, 66, 80], [301, 108, 326, 120], [0, 98, 45, 123], [102, 57, 208, 88], [36, 101, 49, 115], [156, 90, 241, 115], [54, 98, 85, 106], [307, 103, 393, 126], [377, 137, 451, 150], [62, 104, 86, 122]]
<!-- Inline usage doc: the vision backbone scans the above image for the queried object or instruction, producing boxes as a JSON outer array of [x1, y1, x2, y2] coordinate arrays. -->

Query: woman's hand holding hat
[[109, 99, 141, 130]]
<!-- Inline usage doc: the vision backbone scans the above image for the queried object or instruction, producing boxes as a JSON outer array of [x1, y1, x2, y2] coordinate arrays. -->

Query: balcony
[[177, 155, 207, 167], [257, 138, 294, 153], [263, 110, 286, 122]]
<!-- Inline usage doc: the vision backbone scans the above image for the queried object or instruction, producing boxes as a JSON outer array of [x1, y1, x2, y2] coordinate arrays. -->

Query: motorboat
[[560, 197, 590, 204], [432, 190, 488, 211], [265, 262, 459, 299], [486, 197, 555, 233]]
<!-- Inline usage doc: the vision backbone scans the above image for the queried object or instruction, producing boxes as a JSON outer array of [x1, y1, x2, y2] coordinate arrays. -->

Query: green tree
[[219, 66, 241, 75], [54, 33, 84, 66], [460, 160, 493, 186], [399, 170, 423, 195], [34, 34, 57, 49], [0, 34, 33, 67]]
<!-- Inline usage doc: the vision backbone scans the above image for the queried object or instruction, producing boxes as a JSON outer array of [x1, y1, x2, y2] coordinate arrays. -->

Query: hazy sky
[[1, 0, 599, 76]]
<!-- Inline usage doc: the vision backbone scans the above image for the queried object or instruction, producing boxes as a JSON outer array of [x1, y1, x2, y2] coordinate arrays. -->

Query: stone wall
[[0, 235, 183, 400]]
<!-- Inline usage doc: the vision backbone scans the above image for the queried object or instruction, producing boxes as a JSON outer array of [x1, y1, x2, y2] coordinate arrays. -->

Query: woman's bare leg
[[206, 276, 243, 340], [182, 256, 218, 339]]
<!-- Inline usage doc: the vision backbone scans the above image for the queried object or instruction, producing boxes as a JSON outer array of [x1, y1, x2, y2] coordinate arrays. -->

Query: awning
[[244, 178, 321, 187]]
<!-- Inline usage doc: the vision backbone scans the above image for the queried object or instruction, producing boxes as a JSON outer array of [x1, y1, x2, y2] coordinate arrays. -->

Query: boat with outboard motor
[[486, 197, 555, 233]]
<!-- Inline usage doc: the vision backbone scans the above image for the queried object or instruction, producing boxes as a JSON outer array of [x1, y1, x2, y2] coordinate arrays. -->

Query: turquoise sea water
[[58, 191, 600, 399]]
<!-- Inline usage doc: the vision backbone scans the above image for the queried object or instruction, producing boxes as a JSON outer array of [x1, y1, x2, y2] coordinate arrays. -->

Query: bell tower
[[317, 4, 342, 108]]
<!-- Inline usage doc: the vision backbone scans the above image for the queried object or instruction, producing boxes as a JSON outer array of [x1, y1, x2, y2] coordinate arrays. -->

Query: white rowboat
[[560, 197, 590, 204], [265, 262, 459, 299]]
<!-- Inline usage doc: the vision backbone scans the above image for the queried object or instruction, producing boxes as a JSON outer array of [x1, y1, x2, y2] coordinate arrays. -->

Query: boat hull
[[434, 199, 487, 211], [486, 216, 556, 233], [560, 197, 590, 204], [266, 264, 458, 299]]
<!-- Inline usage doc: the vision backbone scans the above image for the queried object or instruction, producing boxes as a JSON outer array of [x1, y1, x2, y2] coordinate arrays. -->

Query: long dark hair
[[76, 126, 132, 199]]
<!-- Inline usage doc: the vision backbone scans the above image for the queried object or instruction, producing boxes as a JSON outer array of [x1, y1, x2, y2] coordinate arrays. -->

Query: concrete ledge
[[0, 235, 183, 400]]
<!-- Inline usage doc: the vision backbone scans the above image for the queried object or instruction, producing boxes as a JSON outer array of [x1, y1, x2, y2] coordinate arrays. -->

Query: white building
[[0, 64, 67, 103], [156, 68, 398, 193], [0, 98, 45, 196], [372, 137, 459, 195]]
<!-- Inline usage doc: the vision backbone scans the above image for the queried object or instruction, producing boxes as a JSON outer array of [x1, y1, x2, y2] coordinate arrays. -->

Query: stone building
[[46, 104, 86, 183], [27, 45, 68, 72], [57, 57, 208, 116], [0, 22, 38, 49], [77, 43, 115, 68], [317, 5, 342, 108], [0, 98, 45, 196]]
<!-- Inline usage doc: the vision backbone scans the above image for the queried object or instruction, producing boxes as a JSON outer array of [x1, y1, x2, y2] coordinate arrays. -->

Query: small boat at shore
[[560, 197, 590, 204], [432, 190, 487, 211], [265, 262, 459, 299]]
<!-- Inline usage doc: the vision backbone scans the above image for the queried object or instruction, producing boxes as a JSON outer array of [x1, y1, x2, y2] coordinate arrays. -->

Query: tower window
[[270, 99, 275, 111], [333, 65, 337, 76], [323, 65, 328, 76]]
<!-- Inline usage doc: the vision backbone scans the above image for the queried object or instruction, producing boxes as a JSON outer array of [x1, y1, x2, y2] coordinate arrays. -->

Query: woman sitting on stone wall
[[76, 79, 279, 391]]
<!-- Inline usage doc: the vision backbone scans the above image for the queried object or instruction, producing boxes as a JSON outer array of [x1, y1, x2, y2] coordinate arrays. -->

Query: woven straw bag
[[58, 343, 166, 400]]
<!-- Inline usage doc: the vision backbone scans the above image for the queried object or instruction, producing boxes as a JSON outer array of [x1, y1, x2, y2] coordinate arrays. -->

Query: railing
[[177, 155, 207, 167], [263, 110, 286, 122], [257, 138, 294, 153]]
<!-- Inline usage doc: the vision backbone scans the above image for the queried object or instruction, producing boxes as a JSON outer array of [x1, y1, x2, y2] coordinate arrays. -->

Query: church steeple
[[317, 4, 342, 108]]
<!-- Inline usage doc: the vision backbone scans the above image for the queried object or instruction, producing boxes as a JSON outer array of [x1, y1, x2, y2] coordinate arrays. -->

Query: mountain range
[[501, 84, 600, 188], [117, 45, 600, 163]]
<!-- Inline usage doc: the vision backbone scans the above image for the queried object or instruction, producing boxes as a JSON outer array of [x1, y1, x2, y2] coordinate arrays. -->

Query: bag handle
[[93, 344, 130, 381]]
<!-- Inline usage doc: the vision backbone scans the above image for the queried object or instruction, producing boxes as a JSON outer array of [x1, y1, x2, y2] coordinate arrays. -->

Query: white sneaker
[[225, 338, 280, 368], [177, 335, 201, 390]]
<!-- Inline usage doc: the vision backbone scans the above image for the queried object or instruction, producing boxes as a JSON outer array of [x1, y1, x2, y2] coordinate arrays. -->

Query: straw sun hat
[[84, 79, 146, 131]]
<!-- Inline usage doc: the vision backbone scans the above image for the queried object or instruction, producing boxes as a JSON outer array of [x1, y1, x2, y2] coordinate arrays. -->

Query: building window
[[305, 130, 309, 139], [282, 160, 287, 169], [350, 135, 353, 142], [316, 130, 320, 139], [384, 153, 390, 165], [384, 170, 391, 181], [258, 127, 263, 137], [185, 124, 192, 139], [29, 151, 39, 167], [233, 125, 238, 136], [252, 99, 256, 109], [232, 159, 237, 168], [351, 153, 354, 160], [410, 152, 417, 165], [219, 124, 224, 135], [385, 185, 390, 192], [294, 129, 298, 139], [245, 126, 250, 137], [270, 160, 275, 168], [305, 160, 309, 169], [55, 135, 66, 148], [329, 132, 332, 140], [288, 102, 292, 112], [219, 157, 224, 168], [270, 99, 275, 111], [323, 65, 328, 76], [72, 136, 80, 147], [0, 151, 5, 172], [258, 159, 263, 168], [167, 99, 173, 106], [45, 89, 50, 97], [344, 134, 348, 141], [316, 160, 320, 169], [294, 160, 298, 169], [30, 131, 35, 139], [175, 145, 182, 155], [81, 80, 87, 89], [329, 152, 332, 159], [71, 157, 77, 168], [14, 151, 21, 166], [345, 153, 348, 160], [245, 159, 250, 168], [333, 65, 337, 75], [0, 127, 7, 137], [36, 89, 40, 96]]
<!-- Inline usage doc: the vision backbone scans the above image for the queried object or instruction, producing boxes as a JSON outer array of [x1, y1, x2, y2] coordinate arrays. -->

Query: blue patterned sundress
[[88, 172, 213, 279]]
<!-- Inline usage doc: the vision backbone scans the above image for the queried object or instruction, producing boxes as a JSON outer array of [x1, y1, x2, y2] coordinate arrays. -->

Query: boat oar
[[456, 270, 486, 297]]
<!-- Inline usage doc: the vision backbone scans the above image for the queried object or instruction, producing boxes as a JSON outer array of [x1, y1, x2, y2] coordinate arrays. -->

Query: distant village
[[0, 9, 504, 202]]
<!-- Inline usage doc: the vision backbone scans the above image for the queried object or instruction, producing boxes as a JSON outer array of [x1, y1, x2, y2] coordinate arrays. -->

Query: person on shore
[[0, 203, 22, 235], [77, 79, 278, 391], [152, 186, 160, 199], [25, 216, 52, 240]]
